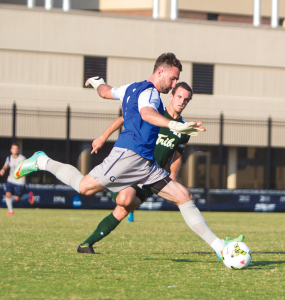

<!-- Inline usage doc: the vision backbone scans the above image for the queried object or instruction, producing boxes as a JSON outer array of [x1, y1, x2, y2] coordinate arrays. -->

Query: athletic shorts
[[89, 147, 168, 193], [4, 181, 25, 196], [110, 185, 153, 204]]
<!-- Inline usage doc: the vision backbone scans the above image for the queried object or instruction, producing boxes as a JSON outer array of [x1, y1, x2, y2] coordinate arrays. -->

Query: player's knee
[[79, 186, 88, 195], [79, 183, 88, 195], [79, 177, 90, 195], [176, 186, 194, 205], [116, 194, 129, 207], [116, 191, 136, 207]]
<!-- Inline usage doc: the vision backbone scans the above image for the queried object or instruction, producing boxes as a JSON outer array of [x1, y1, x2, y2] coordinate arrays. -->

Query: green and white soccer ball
[[222, 241, 251, 270]]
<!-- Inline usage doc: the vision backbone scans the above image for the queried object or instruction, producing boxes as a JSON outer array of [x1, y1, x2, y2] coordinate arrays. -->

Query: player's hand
[[85, 76, 106, 90], [0, 169, 5, 176], [168, 121, 206, 136], [91, 137, 106, 154]]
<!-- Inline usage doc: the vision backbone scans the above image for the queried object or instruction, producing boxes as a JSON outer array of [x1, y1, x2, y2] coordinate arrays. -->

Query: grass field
[[0, 209, 285, 300]]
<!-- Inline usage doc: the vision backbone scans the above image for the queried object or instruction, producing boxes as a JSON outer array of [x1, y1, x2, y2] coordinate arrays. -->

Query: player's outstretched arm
[[140, 107, 206, 136], [140, 107, 171, 128], [169, 150, 183, 181], [85, 76, 115, 100], [91, 116, 124, 154]]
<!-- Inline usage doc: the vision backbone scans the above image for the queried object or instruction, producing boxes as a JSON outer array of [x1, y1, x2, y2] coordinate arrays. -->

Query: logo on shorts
[[110, 176, 116, 182]]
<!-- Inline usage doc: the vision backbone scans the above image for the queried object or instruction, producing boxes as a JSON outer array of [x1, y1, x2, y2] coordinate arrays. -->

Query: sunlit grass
[[0, 209, 284, 299]]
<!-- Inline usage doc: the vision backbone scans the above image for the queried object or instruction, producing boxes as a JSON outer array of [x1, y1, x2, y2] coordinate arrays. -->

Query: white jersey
[[4, 154, 26, 185], [111, 83, 161, 112]]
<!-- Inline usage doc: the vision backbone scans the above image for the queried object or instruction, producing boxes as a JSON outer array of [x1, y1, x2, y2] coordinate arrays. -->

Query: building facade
[[1, 3, 285, 188]]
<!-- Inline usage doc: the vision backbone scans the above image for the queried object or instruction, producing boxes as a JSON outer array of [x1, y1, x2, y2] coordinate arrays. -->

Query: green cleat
[[13, 151, 48, 179], [216, 234, 245, 260]]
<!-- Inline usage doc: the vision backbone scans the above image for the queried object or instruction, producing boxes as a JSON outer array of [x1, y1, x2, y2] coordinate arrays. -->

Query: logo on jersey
[[156, 134, 175, 149], [110, 176, 116, 182]]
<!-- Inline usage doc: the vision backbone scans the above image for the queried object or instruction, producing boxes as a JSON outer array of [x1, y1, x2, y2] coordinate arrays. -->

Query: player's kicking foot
[[216, 234, 245, 260], [28, 192, 35, 205], [6, 212, 14, 216], [13, 151, 47, 179], [127, 212, 134, 222], [77, 243, 95, 254]]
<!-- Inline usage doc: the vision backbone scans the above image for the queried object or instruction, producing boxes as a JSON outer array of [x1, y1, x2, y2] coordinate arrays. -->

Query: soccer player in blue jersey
[[91, 81, 193, 226], [14, 53, 244, 259]]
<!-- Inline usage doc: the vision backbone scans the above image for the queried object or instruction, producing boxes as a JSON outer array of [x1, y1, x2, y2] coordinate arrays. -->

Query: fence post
[[12, 102, 16, 143], [218, 113, 224, 188], [266, 116, 272, 189], [66, 105, 70, 164]]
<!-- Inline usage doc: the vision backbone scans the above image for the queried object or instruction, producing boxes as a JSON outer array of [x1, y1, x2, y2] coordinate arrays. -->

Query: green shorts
[[109, 185, 153, 204]]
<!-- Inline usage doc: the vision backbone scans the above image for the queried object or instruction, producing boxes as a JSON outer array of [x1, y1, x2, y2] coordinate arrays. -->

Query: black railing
[[0, 103, 283, 189]]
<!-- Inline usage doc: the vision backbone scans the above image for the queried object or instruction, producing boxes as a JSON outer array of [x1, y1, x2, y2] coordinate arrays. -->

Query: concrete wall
[[1, 5, 285, 142], [1, 6, 284, 68]]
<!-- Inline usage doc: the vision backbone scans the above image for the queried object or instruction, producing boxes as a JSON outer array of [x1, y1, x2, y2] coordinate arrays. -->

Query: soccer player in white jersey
[[0, 143, 34, 216], [14, 53, 244, 260]]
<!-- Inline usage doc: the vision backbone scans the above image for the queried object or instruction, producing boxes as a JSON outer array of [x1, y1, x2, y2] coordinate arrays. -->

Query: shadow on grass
[[248, 260, 285, 269], [252, 252, 285, 255], [143, 258, 201, 263], [247, 260, 285, 269], [191, 252, 216, 256]]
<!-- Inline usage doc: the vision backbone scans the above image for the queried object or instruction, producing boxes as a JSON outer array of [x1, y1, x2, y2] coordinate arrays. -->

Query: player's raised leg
[[16, 192, 35, 205], [13, 151, 105, 195]]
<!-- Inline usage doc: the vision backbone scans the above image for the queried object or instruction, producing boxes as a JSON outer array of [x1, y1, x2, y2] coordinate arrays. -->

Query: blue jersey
[[114, 81, 164, 161]]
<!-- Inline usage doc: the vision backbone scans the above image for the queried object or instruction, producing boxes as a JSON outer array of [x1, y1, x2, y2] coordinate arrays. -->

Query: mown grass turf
[[0, 209, 285, 300]]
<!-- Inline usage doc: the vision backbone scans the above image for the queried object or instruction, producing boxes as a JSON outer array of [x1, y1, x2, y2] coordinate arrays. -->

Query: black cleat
[[77, 243, 95, 254]]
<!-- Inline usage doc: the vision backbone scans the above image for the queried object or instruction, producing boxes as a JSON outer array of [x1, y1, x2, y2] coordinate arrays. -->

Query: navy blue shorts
[[4, 181, 25, 197]]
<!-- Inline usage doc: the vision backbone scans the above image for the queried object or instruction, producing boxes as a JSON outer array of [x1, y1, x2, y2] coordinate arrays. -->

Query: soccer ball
[[222, 241, 251, 270]]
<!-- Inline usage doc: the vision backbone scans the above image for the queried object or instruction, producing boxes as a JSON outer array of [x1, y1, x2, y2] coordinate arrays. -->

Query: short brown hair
[[171, 82, 193, 100], [11, 143, 19, 148], [153, 53, 182, 73]]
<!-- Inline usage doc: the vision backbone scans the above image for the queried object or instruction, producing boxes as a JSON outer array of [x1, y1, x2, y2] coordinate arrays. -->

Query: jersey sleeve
[[176, 136, 190, 155], [138, 88, 161, 112], [4, 156, 10, 168], [111, 83, 132, 102]]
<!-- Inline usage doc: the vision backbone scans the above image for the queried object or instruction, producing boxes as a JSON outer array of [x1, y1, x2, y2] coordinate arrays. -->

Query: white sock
[[37, 155, 50, 170], [179, 201, 224, 252], [5, 197, 13, 213], [211, 238, 224, 253], [44, 159, 84, 193]]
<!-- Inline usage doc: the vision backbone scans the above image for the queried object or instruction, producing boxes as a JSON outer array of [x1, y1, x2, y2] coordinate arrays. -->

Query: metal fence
[[0, 103, 120, 142], [1, 103, 285, 189], [1, 103, 278, 147]]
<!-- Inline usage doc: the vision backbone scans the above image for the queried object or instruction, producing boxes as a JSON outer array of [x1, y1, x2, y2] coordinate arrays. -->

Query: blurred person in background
[[0, 143, 34, 216]]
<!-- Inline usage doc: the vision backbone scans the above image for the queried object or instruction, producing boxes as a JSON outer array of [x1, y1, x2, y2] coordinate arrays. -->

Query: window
[[84, 56, 107, 88], [192, 63, 214, 95], [207, 13, 219, 21]]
